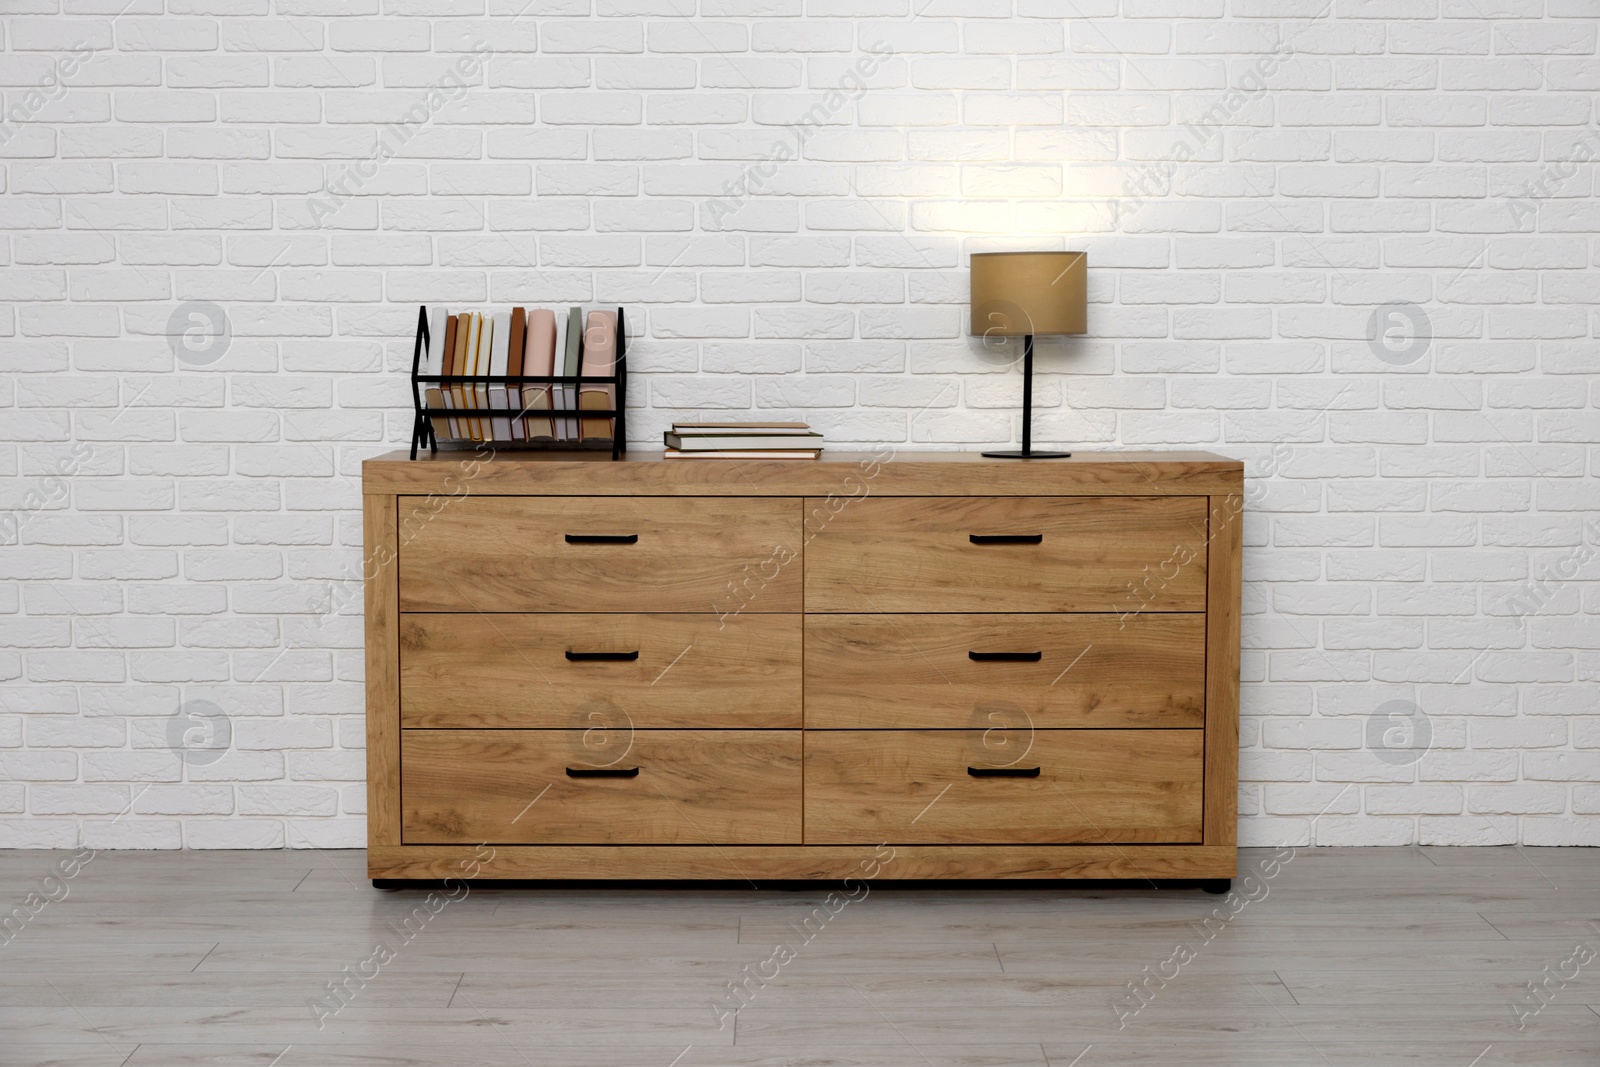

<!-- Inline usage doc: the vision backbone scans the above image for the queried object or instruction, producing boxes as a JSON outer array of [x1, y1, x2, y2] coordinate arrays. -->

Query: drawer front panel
[[401, 613, 801, 729], [805, 496, 1208, 613], [398, 496, 802, 613], [805, 614, 1204, 730], [403, 729, 801, 844], [804, 730, 1203, 845]]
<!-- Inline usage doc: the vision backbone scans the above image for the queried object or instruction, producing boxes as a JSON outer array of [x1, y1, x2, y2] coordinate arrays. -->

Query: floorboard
[[0, 846, 1593, 1064]]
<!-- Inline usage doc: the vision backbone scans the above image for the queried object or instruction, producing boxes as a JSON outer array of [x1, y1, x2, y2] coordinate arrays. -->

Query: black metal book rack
[[407, 304, 628, 461]]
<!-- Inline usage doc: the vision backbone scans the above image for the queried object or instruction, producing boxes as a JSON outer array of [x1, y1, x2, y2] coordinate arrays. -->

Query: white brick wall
[[1, 4, 1596, 849]]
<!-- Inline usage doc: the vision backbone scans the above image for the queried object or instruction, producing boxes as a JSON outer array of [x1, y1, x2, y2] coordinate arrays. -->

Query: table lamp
[[970, 251, 1087, 459]]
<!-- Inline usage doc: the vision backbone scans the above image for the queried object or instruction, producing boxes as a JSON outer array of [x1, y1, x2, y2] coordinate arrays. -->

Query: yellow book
[[464, 312, 483, 441], [477, 313, 495, 442], [579, 310, 617, 442], [449, 313, 471, 440]]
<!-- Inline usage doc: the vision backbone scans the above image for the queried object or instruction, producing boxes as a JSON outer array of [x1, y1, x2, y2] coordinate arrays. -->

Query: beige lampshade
[[969, 251, 1087, 337]]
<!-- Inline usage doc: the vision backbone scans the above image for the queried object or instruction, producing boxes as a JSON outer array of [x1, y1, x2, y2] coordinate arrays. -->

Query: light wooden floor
[[0, 846, 1595, 1066]]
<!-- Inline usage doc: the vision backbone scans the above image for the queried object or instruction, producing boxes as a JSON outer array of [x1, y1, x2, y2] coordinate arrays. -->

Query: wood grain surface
[[803, 729, 1204, 845], [364, 449, 1245, 498], [397, 495, 803, 613], [368, 842, 1238, 880], [363, 493, 402, 849], [10, 846, 1597, 1062], [804, 613, 1206, 729], [400, 612, 802, 729], [1204, 492, 1243, 848], [402, 729, 802, 845], [368, 455, 1242, 881], [805, 495, 1209, 613]]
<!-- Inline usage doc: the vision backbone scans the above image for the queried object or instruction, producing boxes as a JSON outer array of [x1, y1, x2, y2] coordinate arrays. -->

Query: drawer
[[804, 730, 1202, 845], [403, 729, 801, 844], [805, 614, 1204, 730], [805, 496, 1208, 613], [401, 613, 801, 729], [398, 496, 802, 613]]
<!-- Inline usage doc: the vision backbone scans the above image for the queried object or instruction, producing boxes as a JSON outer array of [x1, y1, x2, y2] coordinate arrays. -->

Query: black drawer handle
[[565, 534, 638, 545], [968, 651, 1043, 662], [968, 766, 1041, 778], [564, 650, 640, 662], [969, 534, 1043, 545], [566, 767, 640, 778]]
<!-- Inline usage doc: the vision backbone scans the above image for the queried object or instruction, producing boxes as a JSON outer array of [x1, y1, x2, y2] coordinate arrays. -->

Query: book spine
[[507, 307, 527, 443], [489, 310, 512, 443], [443, 313, 462, 439], [562, 307, 583, 441], [473, 313, 492, 442], [462, 313, 480, 441]]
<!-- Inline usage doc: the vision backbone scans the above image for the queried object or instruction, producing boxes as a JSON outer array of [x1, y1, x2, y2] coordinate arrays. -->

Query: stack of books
[[663, 421, 823, 460], [421, 305, 618, 444]]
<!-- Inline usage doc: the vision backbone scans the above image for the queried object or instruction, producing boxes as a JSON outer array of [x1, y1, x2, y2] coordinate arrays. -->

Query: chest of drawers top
[[363, 449, 1243, 498]]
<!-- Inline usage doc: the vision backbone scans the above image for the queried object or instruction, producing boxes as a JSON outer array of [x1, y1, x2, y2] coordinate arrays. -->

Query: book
[[522, 308, 557, 441], [479, 313, 497, 441], [435, 310, 458, 440], [507, 307, 526, 443], [424, 307, 448, 442], [489, 310, 511, 442], [548, 308, 565, 440], [671, 421, 810, 432], [663, 449, 821, 460], [561, 306, 583, 441], [425, 307, 448, 375], [665, 431, 825, 451], [447, 313, 470, 440], [580, 310, 617, 442], [460, 312, 478, 439], [464, 312, 484, 441]]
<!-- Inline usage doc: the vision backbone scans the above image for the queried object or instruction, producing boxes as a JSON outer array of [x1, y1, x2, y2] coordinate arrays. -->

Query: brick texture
[[0, 5, 1596, 848]]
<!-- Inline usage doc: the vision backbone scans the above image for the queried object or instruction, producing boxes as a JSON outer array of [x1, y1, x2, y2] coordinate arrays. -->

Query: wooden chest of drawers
[[364, 450, 1242, 885]]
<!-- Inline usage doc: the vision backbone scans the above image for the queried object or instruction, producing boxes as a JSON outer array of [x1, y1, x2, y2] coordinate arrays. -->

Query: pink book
[[579, 310, 617, 442], [521, 309, 558, 441]]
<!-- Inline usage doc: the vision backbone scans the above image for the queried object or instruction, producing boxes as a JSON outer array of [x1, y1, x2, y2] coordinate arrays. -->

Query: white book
[[425, 307, 448, 376], [489, 310, 511, 443], [425, 307, 449, 440]]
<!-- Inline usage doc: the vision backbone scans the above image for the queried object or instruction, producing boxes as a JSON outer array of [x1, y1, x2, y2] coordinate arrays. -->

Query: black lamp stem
[[982, 331, 1071, 460]]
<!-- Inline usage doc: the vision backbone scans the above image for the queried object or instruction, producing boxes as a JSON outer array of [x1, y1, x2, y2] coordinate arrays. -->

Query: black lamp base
[[981, 449, 1072, 459]]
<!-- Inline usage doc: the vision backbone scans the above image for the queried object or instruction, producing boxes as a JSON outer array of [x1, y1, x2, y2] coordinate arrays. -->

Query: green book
[[562, 306, 583, 440]]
